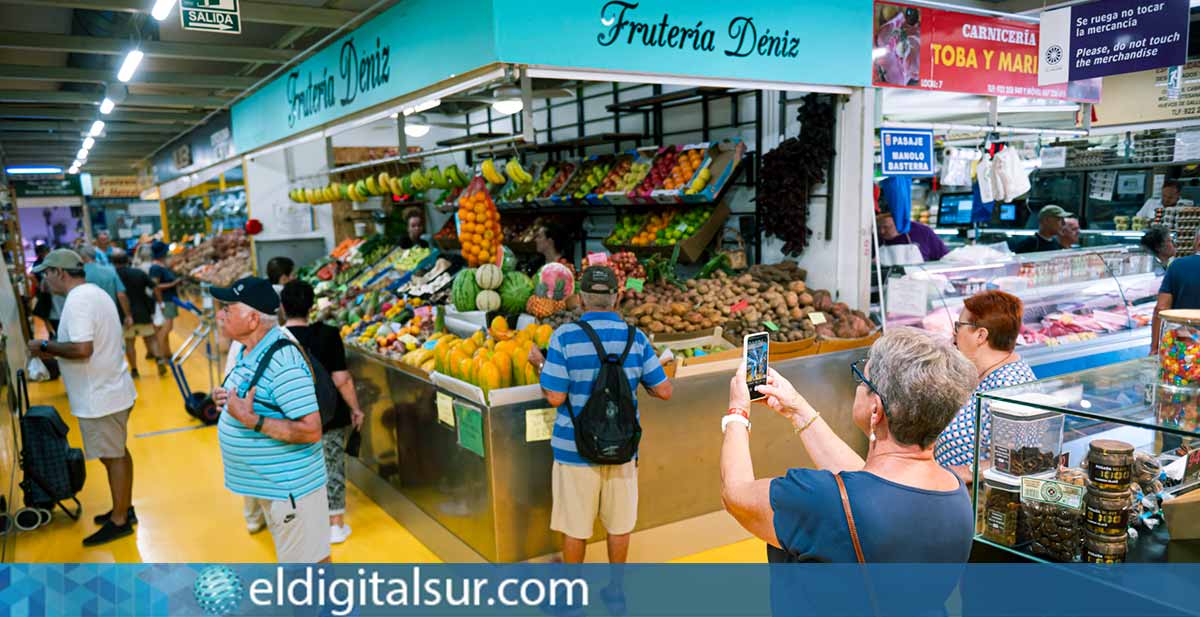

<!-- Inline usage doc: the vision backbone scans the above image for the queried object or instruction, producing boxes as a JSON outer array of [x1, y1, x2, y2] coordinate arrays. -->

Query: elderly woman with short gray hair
[[720, 327, 978, 563]]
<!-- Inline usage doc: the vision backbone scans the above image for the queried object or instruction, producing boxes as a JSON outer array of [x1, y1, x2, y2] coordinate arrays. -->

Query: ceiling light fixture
[[68, 167, 79, 175], [77, 148, 89, 160], [72, 159, 82, 168], [491, 86, 524, 116], [413, 98, 441, 113], [99, 98, 115, 114], [89, 120, 105, 137], [404, 115, 432, 138], [117, 50, 144, 83], [5, 166, 63, 175], [82, 137, 95, 150], [151, 0, 175, 20]]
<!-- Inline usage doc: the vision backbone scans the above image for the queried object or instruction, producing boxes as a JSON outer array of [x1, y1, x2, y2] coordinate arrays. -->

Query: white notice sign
[[887, 278, 930, 317]]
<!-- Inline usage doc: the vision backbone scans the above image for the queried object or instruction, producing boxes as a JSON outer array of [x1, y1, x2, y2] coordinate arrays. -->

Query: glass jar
[[1084, 481, 1132, 537], [990, 396, 1065, 476], [1158, 309, 1200, 388], [1087, 439, 1134, 492], [1084, 531, 1127, 564], [979, 469, 1021, 547]]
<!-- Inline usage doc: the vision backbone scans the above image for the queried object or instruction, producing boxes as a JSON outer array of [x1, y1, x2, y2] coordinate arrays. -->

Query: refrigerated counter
[[344, 346, 869, 563]]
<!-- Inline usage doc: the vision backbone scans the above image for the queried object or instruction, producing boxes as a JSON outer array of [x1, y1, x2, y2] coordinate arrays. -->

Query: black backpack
[[567, 321, 641, 465], [238, 338, 338, 429]]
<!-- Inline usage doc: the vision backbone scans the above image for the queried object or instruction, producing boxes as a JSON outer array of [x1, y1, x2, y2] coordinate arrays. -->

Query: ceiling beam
[[2, 0, 359, 28], [3, 145, 155, 155], [0, 121, 184, 134], [0, 131, 164, 145], [0, 107, 207, 123], [0, 90, 229, 108], [0, 31, 297, 64], [0, 64, 259, 90]]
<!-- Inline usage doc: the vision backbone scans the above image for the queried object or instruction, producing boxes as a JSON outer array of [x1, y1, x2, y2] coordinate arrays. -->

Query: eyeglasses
[[851, 358, 890, 418], [953, 320, 980, 332]]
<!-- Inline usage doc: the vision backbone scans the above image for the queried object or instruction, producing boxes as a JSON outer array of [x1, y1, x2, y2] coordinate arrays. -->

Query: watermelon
[[452, 268, 479, 312], [501, 246, 517, 272], [498, 270, 533, 314], [536, 262, 575, 298]]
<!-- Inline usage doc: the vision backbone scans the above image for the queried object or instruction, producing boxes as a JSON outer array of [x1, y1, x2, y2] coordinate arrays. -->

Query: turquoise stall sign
[[879, 128, 935, 176]]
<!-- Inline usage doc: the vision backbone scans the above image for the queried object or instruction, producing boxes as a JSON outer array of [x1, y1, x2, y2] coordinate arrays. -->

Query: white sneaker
[[330, 524, 352, 544], [247, 522, 266, 535]]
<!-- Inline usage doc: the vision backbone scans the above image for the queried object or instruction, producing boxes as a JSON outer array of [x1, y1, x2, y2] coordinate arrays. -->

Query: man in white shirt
[[1136, 180, 1193, 220], [28, 249, 138, 547]]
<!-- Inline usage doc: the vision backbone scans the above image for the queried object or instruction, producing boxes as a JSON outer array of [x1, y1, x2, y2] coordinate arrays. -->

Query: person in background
[[1140, 226, 1176, 275], [280, 280, 365, 544], [149, 241, 181, 374], [529, 221, 576, 273], [876, 212, 948, 262], [94, 231, 113, 265], [210, 277, 329, 563], [133, 241, 155, 273], [1152, 237, 1200, 354], [1014, 205, 1067, 254], [529, 266, 672, 611], [720, 327, 976, 563], [935, 291, 1036, 484], [266, 256, 296, 296], [30, 243, 55, 332], [398, 207, 429, 250], [27, 249, 137, 546], [112, 249, 158, 378], [1136, 179, 1192, 221], [1058, 217, 1080, 249], [79, 245, 132, 331]]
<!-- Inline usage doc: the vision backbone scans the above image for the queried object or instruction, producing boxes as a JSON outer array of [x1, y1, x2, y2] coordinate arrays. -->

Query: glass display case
[[971, 357, 1200, 563], [883, 245, 1163, 375]]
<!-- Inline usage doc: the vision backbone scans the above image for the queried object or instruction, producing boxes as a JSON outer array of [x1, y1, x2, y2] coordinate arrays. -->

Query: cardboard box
[[650, 143, 708, 204], [603, 147, 660, 206], [681, 139, 747, 204], [652, 327, 740, 379], [1165, 485, 1200, 540], [817, 330, 882, 355], [769, 336, 820, 362], [602, 201, 730, 264]]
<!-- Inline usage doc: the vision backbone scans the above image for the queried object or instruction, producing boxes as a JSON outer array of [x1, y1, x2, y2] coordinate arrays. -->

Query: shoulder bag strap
[[617, 325, 636, 365], [835, 472, 866, 564], [242, 338, 293, 395]]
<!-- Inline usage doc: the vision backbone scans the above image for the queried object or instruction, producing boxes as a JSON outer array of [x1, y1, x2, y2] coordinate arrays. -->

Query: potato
[[798, 292, 814, 307], [789, 280, 807, 293], [815, 324, 835, 338], [649, 322, 665, 333], [831, 302, 850, 317], [785, 292, 799, 308]]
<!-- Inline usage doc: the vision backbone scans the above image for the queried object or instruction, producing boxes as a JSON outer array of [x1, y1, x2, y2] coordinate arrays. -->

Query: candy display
[[1158, 311, 1200, 387]]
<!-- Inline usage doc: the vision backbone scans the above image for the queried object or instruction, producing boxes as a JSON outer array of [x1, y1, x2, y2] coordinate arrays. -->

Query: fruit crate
[[533, 162, 579, 207], [651, 144, 709, 205], [497, 160, 544, 209], [627, 146, 678, 205], [681, 138, 747, 204], [604, 201, 730, 264], [551, 155, 614, 206], [601, 147, 659, 206]]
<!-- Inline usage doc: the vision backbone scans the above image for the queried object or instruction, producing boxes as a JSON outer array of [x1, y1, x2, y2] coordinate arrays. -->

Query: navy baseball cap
[[210, 276, 280, 314]]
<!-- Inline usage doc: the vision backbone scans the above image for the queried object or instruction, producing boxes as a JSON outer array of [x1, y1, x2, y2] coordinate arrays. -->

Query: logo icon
[[1039, 482, 1063, 503], [193, 565, 245, 616], [1045, 45, 1063, 66]]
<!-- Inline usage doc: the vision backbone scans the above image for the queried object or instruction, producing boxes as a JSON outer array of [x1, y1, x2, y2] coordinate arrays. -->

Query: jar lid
[[990, 393, 1067, 419], [1089, 439, 1134, 456], [1160, 309, 1200, 326], [984, 467, 1054, 488]]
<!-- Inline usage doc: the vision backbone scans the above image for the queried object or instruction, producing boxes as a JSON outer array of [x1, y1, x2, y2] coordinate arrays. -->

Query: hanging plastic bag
[[27, 357, 50, 382], [994, 147, 1031, 202], [152, 303, 165, 327], [975, 157, 996, 204]]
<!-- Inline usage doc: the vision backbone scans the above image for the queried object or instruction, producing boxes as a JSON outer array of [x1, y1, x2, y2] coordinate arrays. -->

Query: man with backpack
[[532, 266, 672, 583], [27, 249, 137, 546], [209, 277, 330, 563]]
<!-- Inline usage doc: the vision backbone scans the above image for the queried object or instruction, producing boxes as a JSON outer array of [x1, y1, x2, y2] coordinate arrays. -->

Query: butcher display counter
[[882, 245, 1163, 378], [344, 345, 869, 563]]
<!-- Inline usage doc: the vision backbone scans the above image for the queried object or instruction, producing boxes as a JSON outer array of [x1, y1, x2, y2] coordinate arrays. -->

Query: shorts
[[551, 461, 638, 540], [160, 302, 179, 320], [124, 323, 156, 338], [245, 486, 330, 563], [77, 408, 131, 460], [321, 426, 350, 515]]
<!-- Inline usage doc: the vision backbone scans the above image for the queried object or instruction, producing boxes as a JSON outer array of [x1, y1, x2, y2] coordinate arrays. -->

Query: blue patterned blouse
[[934, 360, 1037, 467]]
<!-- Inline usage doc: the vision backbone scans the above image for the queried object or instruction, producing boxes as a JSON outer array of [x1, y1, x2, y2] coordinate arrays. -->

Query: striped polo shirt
[[217, 326, 326, 501], [539, 311, 667, 466]]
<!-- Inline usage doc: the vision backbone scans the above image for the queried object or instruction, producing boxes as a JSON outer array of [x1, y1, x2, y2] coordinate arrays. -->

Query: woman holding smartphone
[[719, 327, 977, 563]]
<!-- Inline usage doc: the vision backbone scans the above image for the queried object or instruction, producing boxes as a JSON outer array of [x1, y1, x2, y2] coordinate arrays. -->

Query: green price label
[[626, 278, 645, 292], [763, 321, 779, 332]]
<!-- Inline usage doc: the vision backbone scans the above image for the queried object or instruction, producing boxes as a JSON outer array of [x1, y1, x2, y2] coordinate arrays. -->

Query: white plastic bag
[[152, 302, 165, 327], [994, 147, 1031, 202], [27, 357, 50, 382]]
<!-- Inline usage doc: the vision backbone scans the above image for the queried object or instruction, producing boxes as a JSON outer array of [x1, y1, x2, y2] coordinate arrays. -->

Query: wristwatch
[[39, 340, 48, 353], [253, 415, 265, 432]]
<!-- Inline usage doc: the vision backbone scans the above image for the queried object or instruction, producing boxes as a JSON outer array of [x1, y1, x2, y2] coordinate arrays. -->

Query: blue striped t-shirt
[[217, 326, 326, 501], [539, 312, 667, 466]]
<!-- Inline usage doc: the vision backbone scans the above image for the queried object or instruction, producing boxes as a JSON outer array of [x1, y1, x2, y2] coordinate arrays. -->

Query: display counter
[[345, 345, 869, 562]]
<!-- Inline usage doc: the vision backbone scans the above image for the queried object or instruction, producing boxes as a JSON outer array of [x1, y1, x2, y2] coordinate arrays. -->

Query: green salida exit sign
[[180, 0, 241, 35]]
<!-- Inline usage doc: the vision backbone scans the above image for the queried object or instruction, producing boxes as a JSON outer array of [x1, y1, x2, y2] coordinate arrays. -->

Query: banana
[[410, 169, 429, 191], [400, 175, 414, 195], [389, 177, 404, 196], [346, 184, 361, 202], [446, 165, 466, 188], [507, 159, 532, 185], [429, 166, 449, 190], [481, 159, 506, 184]]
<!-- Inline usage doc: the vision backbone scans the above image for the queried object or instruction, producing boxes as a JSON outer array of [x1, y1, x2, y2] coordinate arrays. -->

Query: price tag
[[355, 294, 365, 306], [398, 334, 420, 347], [1185, 449, 1200, 483], [675, 223, 689, 233], [436, 392, 455, 427], [415, 305, 433, 320], [808, 311, 827, 325], [763, 321, 779, 332], [587, 252, 609, 266], [730, 299, 749, 313], [422, 339, 438, 350], [625, 278, 645, 292], [525, 408, 557, 442]]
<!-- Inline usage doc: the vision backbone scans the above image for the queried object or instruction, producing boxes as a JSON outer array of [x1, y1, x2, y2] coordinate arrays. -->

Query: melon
[[498, 271, 534, 315], [475, 264, 503, 290], [501, 246, 517, 272], [451, 269, 479, 312], [536, 262, 575, 298], [476, 289, 501, 312]]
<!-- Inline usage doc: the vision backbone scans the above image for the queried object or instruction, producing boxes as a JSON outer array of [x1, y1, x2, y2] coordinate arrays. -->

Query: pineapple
[[525, 280, 568, 318]]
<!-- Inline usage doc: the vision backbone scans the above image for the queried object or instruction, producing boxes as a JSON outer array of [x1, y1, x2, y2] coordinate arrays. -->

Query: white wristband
[[721, 414, 751, 434]]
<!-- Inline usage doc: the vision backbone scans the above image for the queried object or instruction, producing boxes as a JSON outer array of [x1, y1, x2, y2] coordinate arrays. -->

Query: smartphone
[[743, 332, 770, 401]]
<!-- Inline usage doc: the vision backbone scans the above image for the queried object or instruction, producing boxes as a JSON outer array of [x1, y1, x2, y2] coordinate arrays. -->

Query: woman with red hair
[[935, 290, 1037, 482]]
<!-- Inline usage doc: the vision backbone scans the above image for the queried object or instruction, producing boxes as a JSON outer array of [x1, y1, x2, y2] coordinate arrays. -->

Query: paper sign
[[1020, 476, 1085, 511], [763, 321, 779, 332], [625, 278, 644, 293], [455, 401, 485, 458], [525, 408, 557, 442], [436, 392, 455, 427], [1117, 173, 1145, 196], [808, 311, 827, 325], [586, 252, 609, 266], [880, 128, 935, 176], [730, 299, 750, 313], [415, 305, 433, 320], [1041, 146, 1067, 169], [1174, 130, 1200, 163], [398, 334, 420, 347], [1185, 449, 1200, 484], [887, 278, 930, 316]]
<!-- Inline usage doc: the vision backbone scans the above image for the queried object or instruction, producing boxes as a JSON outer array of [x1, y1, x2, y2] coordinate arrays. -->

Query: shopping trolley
[[168, 288, 220, 424]]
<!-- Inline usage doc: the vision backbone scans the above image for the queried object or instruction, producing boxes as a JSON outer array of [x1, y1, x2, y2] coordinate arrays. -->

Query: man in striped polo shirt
[[211, 277, 329, 563], [532, 266, 672, 574]]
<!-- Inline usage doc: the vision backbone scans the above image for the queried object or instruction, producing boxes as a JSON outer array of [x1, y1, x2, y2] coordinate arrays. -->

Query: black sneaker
[[93, 507, 137, 526], [82, 520, 133, 546]]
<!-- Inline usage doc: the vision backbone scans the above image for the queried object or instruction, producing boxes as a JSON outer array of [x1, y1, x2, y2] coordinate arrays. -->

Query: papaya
[[479, 361, 502, 393], [459, 339, 478, 357], [511, 352, 527, 386], [535, 324, 554, 348], [523, 363, 539, 387], [492, 351, 512, 387]]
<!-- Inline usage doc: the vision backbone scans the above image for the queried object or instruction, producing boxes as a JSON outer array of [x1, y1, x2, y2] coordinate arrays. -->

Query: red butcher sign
[[872, 2, 1101, 102]]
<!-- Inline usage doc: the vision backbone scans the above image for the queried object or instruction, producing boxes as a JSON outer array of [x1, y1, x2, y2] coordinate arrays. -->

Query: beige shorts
[[124, 323, 156, 338], [77, 408, 131, 460], [551, 461, 638, 540], [245, 486, 330, 563]]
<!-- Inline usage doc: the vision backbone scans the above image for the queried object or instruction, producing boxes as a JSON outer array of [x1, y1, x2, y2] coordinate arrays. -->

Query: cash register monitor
[[937, 192, 975, 226]]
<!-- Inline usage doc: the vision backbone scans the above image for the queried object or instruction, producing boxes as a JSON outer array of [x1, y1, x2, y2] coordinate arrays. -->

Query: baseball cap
[[1038, 205, 1069, 220], [151, 240, 169, 259], [31, 248, 83, 273], [578, 266, 618, 294], [210, 276, 280, 314]]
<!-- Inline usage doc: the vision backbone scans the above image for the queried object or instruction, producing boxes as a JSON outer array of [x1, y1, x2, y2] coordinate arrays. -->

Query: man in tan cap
[[28, 249, 137, 546], [1015, 205, 1068, 254]]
